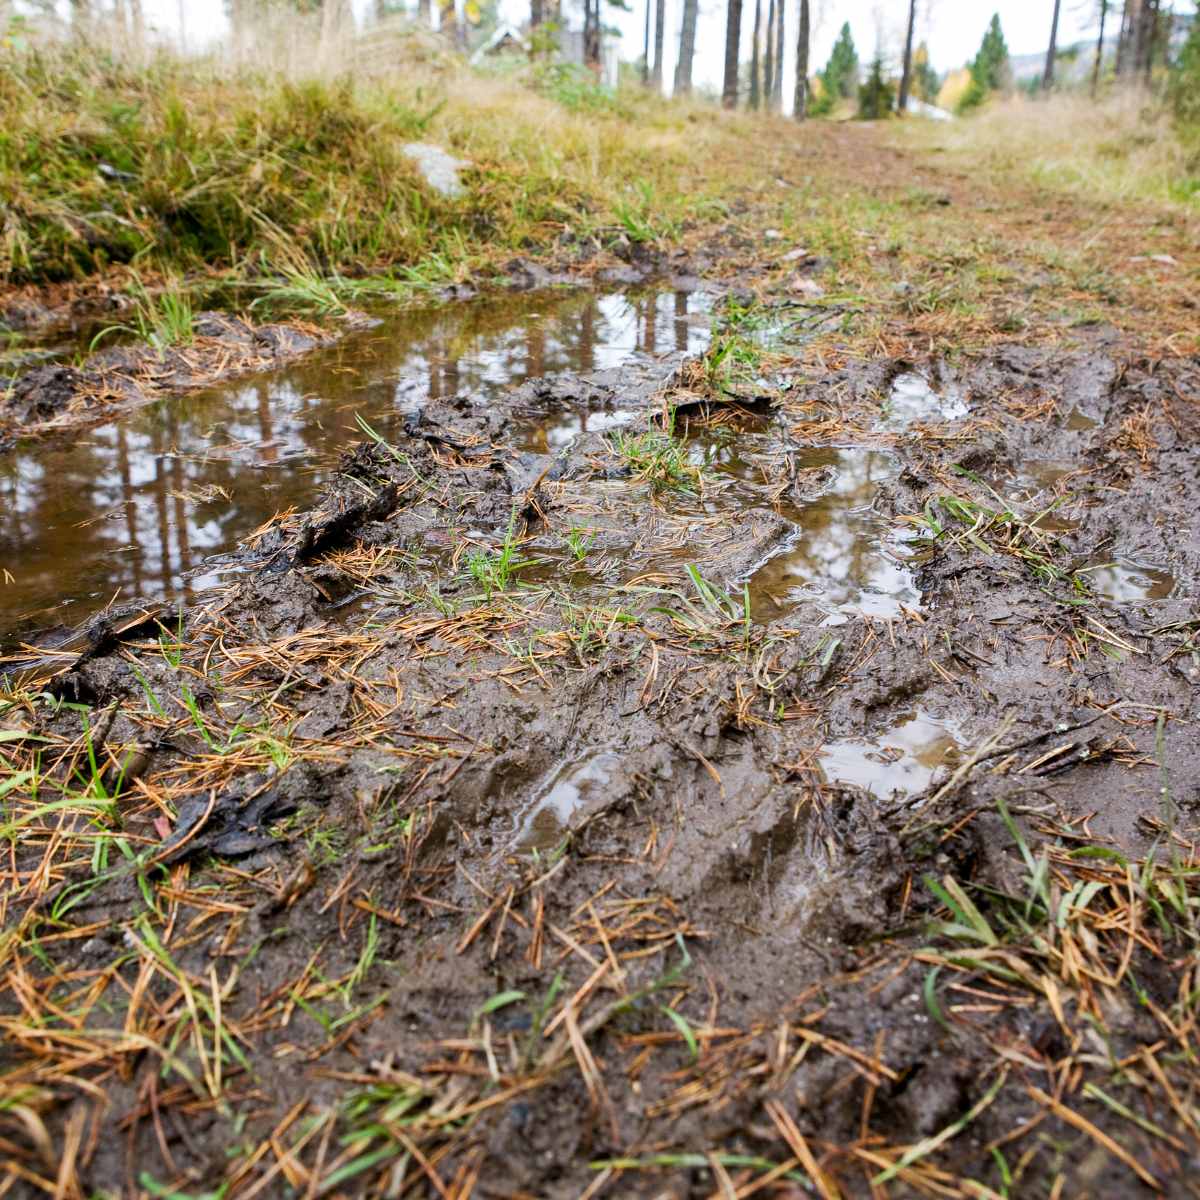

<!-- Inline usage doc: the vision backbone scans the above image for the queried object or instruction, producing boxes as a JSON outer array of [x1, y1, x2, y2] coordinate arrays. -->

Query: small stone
[[401, 143, 471, 199]]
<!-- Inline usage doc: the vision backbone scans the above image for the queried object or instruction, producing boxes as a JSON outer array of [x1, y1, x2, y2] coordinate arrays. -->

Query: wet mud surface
[[2, 282, 1199, 1197]]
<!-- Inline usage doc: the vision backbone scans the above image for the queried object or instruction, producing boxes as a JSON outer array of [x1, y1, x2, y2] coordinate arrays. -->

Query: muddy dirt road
[[2, 133, 1200, 1198]]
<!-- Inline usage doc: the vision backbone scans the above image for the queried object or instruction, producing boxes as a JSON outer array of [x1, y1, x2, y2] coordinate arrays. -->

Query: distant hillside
[[1006, 11, 1193, 86]]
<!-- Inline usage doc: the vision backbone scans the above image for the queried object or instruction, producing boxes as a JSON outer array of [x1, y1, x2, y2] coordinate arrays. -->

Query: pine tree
[[959, 13, 1010, 111], [857, 54, 894, 118], [822, 22, 859, 98], [793, 0, 809, 119], [722, 0, 743, 108], [1169, 2, 1200, 129]]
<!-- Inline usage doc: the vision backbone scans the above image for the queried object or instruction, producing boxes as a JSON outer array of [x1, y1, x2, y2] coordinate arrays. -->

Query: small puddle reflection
[[743, 449, 921, 623], [1, 288, 709, 644], [818, 711, 963, 799], [996, 461, 1081, 532], [514, 750, 621, 850], [1086, 561, 1176, 602], [511, 409, 636, 453], [883, 372, 968, 430]]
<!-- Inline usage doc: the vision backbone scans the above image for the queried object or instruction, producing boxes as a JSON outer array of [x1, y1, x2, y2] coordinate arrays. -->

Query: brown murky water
[[0, 289, 711, 643]]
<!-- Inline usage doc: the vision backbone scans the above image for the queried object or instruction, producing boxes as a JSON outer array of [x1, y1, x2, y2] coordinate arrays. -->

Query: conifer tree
[[1169, 2, 1200, 127], [959, 13, 1009, 111], [822, 21, 859, 99], [857, 54, 894, 118]]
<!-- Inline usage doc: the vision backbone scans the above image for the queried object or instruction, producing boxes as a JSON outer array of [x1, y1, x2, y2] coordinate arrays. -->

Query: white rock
[[401, 143, 470, 199]]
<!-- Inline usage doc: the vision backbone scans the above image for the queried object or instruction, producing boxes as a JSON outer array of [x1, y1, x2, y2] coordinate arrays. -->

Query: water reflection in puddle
[[819, 711, 963, 799], [996, 461, 1082, 531], [512, 409, 636, 453], [882, 372, 968, 430], [744, 449, 922, 623], [1086, 561, 1176, 602], [0, 289, 709, 642], [514, 750, 621, 850]]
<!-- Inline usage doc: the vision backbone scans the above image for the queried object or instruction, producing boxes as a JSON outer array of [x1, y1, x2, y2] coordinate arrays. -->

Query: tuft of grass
[[610, 417, 700, 493], [465, 508, 532, 598], [92, 276, 196, 352]]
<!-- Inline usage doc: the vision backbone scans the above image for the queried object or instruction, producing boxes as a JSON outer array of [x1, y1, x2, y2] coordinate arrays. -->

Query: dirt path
[[1, 123, 1198, 1199]]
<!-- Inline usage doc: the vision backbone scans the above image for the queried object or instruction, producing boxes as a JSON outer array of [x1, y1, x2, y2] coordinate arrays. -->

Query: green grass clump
[[610, 420, 699, 493]]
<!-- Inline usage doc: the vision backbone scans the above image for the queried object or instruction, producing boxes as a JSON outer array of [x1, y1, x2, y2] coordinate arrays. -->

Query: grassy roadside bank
[[0, 33, 739, 310], [2, 28, 1197, 351]]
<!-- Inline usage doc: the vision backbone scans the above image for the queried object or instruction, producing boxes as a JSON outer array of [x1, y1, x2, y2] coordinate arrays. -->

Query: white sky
[[40, 0, 1102, 109]]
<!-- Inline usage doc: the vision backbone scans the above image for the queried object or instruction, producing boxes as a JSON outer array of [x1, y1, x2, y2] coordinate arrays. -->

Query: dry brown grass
[[903, 90, 1199, 211]]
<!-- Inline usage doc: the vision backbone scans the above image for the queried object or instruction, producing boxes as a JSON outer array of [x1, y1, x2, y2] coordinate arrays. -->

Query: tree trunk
[[898, 0, 917, 111], [750, 0, 762, 108], [439, 0, 457, 44], [763, 0, 775, 108], [674, 0, 699, 93], [1092, 0, 1108, 93], [1140, 0, 1160, 82], [584, 0, 601, 68], [792, 0, 808, 119], [419, 0, 432, 26], [130, 0, 145, 51], [531, 0, 543, 31], [722, 0, 743, 109], [1043, 0, 1063, 89], [642, 0, 651, 83], [652, 0, 666, 88], [1116, 0, 1134, 75], [772, 0, 785, 109], [68, 0, 90, 35]]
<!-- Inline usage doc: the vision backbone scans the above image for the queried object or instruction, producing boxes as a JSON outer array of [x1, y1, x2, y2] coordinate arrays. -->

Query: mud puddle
[[1085, 560, 1177, 602], [0, 288, 711, 643], [692, 438, 923, 624], [818, 710, 964, 799], [881, 370, 968, 430], [511, 748, 623, 851]]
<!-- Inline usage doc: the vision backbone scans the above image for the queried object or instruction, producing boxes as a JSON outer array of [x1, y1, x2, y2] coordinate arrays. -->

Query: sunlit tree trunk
[[418, 0, 432, 26], [674, 0, 699, 93], [722, 0, 743, 108], [750, 0, 761, 108], [1042, 0, 1062, 89], [652, 0, 666, 88], [792, 0, 808, 119], [128, 0, 145, 55], [899, 0, 917, 110], [642, 0, 651, 82]]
